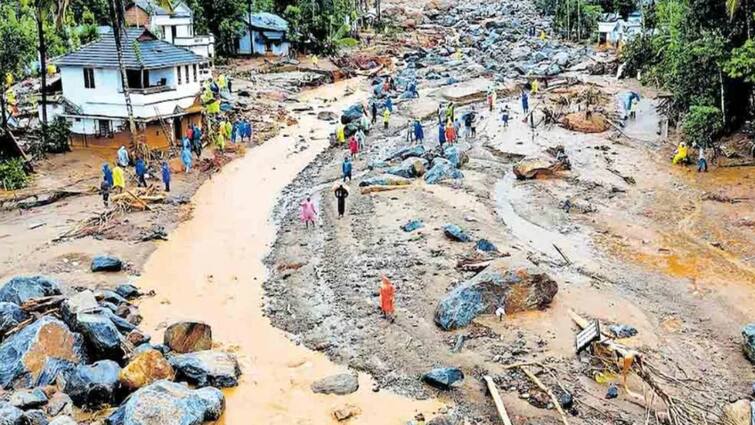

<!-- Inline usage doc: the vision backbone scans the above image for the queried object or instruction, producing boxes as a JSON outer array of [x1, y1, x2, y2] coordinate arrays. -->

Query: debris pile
[[0, 275, 240, 424]]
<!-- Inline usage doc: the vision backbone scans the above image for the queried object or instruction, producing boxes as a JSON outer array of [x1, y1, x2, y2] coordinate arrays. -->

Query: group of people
[[211, 118, 253, 151], [100, 146, 172, 207], [672, 141, 709, 172]]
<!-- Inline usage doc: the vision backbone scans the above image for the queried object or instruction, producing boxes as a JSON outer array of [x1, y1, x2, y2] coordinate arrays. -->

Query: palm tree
[[34, 0, 68, 145], [107, 0, 139, 150]]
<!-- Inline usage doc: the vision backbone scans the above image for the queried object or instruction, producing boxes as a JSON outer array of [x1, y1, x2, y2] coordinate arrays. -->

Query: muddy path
[[133, 78, 441, 424], [264, 84, 755, 424]]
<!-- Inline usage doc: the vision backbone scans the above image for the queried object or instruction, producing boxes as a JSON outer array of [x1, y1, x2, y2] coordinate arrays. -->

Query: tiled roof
[[53, 28, 206, 69]]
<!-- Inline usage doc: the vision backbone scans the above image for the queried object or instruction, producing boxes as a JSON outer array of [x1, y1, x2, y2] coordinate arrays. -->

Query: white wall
[[59, 64, 202, 122], [151, 15, 193, 43]]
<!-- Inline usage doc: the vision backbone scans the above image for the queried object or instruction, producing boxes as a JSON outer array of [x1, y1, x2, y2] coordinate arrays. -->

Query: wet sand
[[134, 78, 440, 424]]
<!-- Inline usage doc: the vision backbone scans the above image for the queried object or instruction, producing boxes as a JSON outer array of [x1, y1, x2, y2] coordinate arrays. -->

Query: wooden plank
[[483, 375, 514, 425]]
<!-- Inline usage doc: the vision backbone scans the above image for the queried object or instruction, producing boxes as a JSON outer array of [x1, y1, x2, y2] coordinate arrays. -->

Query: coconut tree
[[107, 0, 139, 150]]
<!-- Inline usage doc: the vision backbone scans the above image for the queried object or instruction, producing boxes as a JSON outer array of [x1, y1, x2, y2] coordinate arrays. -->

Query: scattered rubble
[[743, 323, 755, 363]]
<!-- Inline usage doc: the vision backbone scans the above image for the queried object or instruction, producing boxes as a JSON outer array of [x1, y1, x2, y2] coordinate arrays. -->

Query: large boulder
[[106, 380, 224, 425], [63, 360, 121, 410], [35, 358, 77, 387], [9, 388, 48, 409], [60, 290, 99, 328], [425, 158, 463, 184], [0, 276, 61, 305], [422, 368, 464, 390], [0, 302, 29, 339], [22, 409, 48, 425], [443, 224, 471, 242], [385, 145, 426, 161], [91, 255, 123, 272], [75, 312, 125, 360], [434, 259, 558, 330], [168, 350, 240, 388], [114, 284, 140, 300], [513, 157, 563, 179], [0, 402, 25, 424], [311, 373, 359, 395], [358, 174, 413, 187], [163, 321, 212, 354], [743, 323, 755, 363], [386, 157, 428, 179], [45, 392, 73, 417], [0, 317, 87, 389], [119, 349, 175, 391], [443, 145, 468, 169]]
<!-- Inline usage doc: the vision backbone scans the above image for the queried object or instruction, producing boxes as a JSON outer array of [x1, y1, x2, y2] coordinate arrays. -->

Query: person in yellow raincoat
[[215, 128, 225, 151], [672, 142, 688, 164], [202, 86, 220, 114], [336, 124, 345, 144], [539, 30, 547, 40], [454, 48, 462, 61], [222, 120, 232, 142], [112, 164, 125, 192], [217, 74, 226, 90], [531, 79, 539, 95], [383, 108, 390, 129]]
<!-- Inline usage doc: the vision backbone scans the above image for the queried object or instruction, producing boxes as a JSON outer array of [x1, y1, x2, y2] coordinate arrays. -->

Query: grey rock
[[425, 158, 463, 184], [0, 276, 61, 305], [9, 388, 48, 409], [114, 284, 140, 300], [106, 380, 224, 425], [75, 312, 124, 360], [385, 145, 426, 161], [0, 303, 29, 340], [0, 317, 87, 389], [386, 157, 428, 178], [35, 359, 77, 387], [168, 351, 241, 388], [45, 393, 73, 417], [91, 255, 123, 272], [22, 410, 48, 425], [60, 290, 99, 328], [311, 373, 359, 395], [443, 224, 471, 242], [0, 402, 26, 425], [743, 323, 755, 363], [63, 360, 121, 410], [435, 259, 558, 330], [422, 368, 464, 389]]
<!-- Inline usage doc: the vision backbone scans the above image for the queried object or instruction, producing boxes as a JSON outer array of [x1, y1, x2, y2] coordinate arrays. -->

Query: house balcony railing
[[128, 85, 176, 95], [174, 34, 215, 47]]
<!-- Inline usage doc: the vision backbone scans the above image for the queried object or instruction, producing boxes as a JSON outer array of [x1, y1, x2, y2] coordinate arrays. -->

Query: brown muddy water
[[134, 78, 441, 424]]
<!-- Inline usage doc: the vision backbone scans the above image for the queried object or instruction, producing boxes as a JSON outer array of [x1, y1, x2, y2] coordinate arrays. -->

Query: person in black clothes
[[334, 184, 349, 218]]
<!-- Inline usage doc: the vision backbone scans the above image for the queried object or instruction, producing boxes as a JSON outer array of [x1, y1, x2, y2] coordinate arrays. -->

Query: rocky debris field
[[0, 271, 240, 424]]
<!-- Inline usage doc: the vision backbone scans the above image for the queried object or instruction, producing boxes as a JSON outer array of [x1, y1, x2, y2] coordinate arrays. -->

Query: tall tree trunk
[[35, 4, 48, 145], [0, 89, 8, 130], [108, 0, 138, 149], [719, 68, 726, 127]]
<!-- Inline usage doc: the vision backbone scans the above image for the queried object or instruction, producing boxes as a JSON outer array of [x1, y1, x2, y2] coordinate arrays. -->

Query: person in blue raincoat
[[384, 97, 393, 113], [181, 146, 192, 173], [413, 119, 424, 144], [117, 146, 129, 167], [342, 156, 352, 182], [231, 121, 239, 144], [135, 157, 147, 187], [102, 163, 113, 187], [438, 122, 446, 149], [521, 90, 529, 114], [161, 161, 171, 192]]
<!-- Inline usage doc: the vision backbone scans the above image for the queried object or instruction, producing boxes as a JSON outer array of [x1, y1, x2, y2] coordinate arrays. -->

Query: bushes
[[681, 105, 723, 146], [0, 158, 28, 190]]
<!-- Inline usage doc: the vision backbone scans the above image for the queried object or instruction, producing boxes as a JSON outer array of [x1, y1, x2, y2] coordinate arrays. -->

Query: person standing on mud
[[112, 164, 125, 193], [300, 197, 317, 228], [161, 161, 171, 192], [383, 108, 390, 129], [697, 146, 708, 172], [371, 101, 378, 125], [438, 121, 446, 149], [342, 156, 353, 182], [521, 90, 529, 115], [413, 119, 424, 144], [501, 105, 510, 128], [192, 124, 203, 157], [102, 163, 113, 188], [135, 156, 147, 187], [348, 134, 359, 158], [379, 275, 395, 322], [334, 184, 349, 218], [100, 176, 111, 208]]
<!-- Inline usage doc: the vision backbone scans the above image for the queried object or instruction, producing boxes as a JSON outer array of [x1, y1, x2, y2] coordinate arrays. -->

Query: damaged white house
[[125, 0, 215, 59], [47, 28, 209, 149]]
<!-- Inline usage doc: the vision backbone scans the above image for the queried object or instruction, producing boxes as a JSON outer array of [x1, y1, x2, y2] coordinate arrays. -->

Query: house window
[[193, 64, 197, 81], [98, 119, 110, 137], [185, 65, 190, 83], [177, 66, 182, 84], [83, 68, 95, 89]]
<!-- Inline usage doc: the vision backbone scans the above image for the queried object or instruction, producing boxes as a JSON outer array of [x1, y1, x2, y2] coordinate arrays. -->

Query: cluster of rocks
[[0, 275, 240, 425], [363, 144, 468, 186]]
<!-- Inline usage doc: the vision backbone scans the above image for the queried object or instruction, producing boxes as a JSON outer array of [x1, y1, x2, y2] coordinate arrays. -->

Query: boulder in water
[[0, 317, 87, 389], [311, 373, 359, 395], [119, 349, 175, 391], [91, 255, 123, 272], [168, 350, 241, 388], [434, 259, 558, 330], [425, 158, 463, 184], [422, 368, 464, 389], [443, 224, 471, 242], [63, 360, 121, 409], [0, 302, 29, 339], [0, 276, 61, 305], [106, 380, 225, 425], [163, 321, 212, 353]]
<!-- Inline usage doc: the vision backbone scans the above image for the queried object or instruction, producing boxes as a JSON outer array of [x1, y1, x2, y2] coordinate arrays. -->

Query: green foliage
[[724, 39, 755, 83], [0, 2, 36, 85], [681, 105, 723, 144], [0, 158, 29, 190], [28, 117, 71, 157], [593, 0, 635, 17], [281, 0, 356, 52], [553, 0, 603, 41], [184, 0, 246, 55]]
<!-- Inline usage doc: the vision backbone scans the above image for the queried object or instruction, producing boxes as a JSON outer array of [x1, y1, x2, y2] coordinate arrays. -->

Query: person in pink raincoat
[[300, 197, 317, 228]]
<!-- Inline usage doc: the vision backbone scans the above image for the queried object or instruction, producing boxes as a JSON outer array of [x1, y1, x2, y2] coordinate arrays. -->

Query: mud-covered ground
[[263, 75, 755, 423]]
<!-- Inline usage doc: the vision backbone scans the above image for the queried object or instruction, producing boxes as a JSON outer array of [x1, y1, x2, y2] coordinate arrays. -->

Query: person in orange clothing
[[444, 120, 456, 144], [380, 275, 395, 322]]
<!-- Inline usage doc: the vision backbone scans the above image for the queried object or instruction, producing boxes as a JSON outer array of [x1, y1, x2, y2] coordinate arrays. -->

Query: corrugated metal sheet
[[53, 28, 206, 69], [243, 12, 288, 32]]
